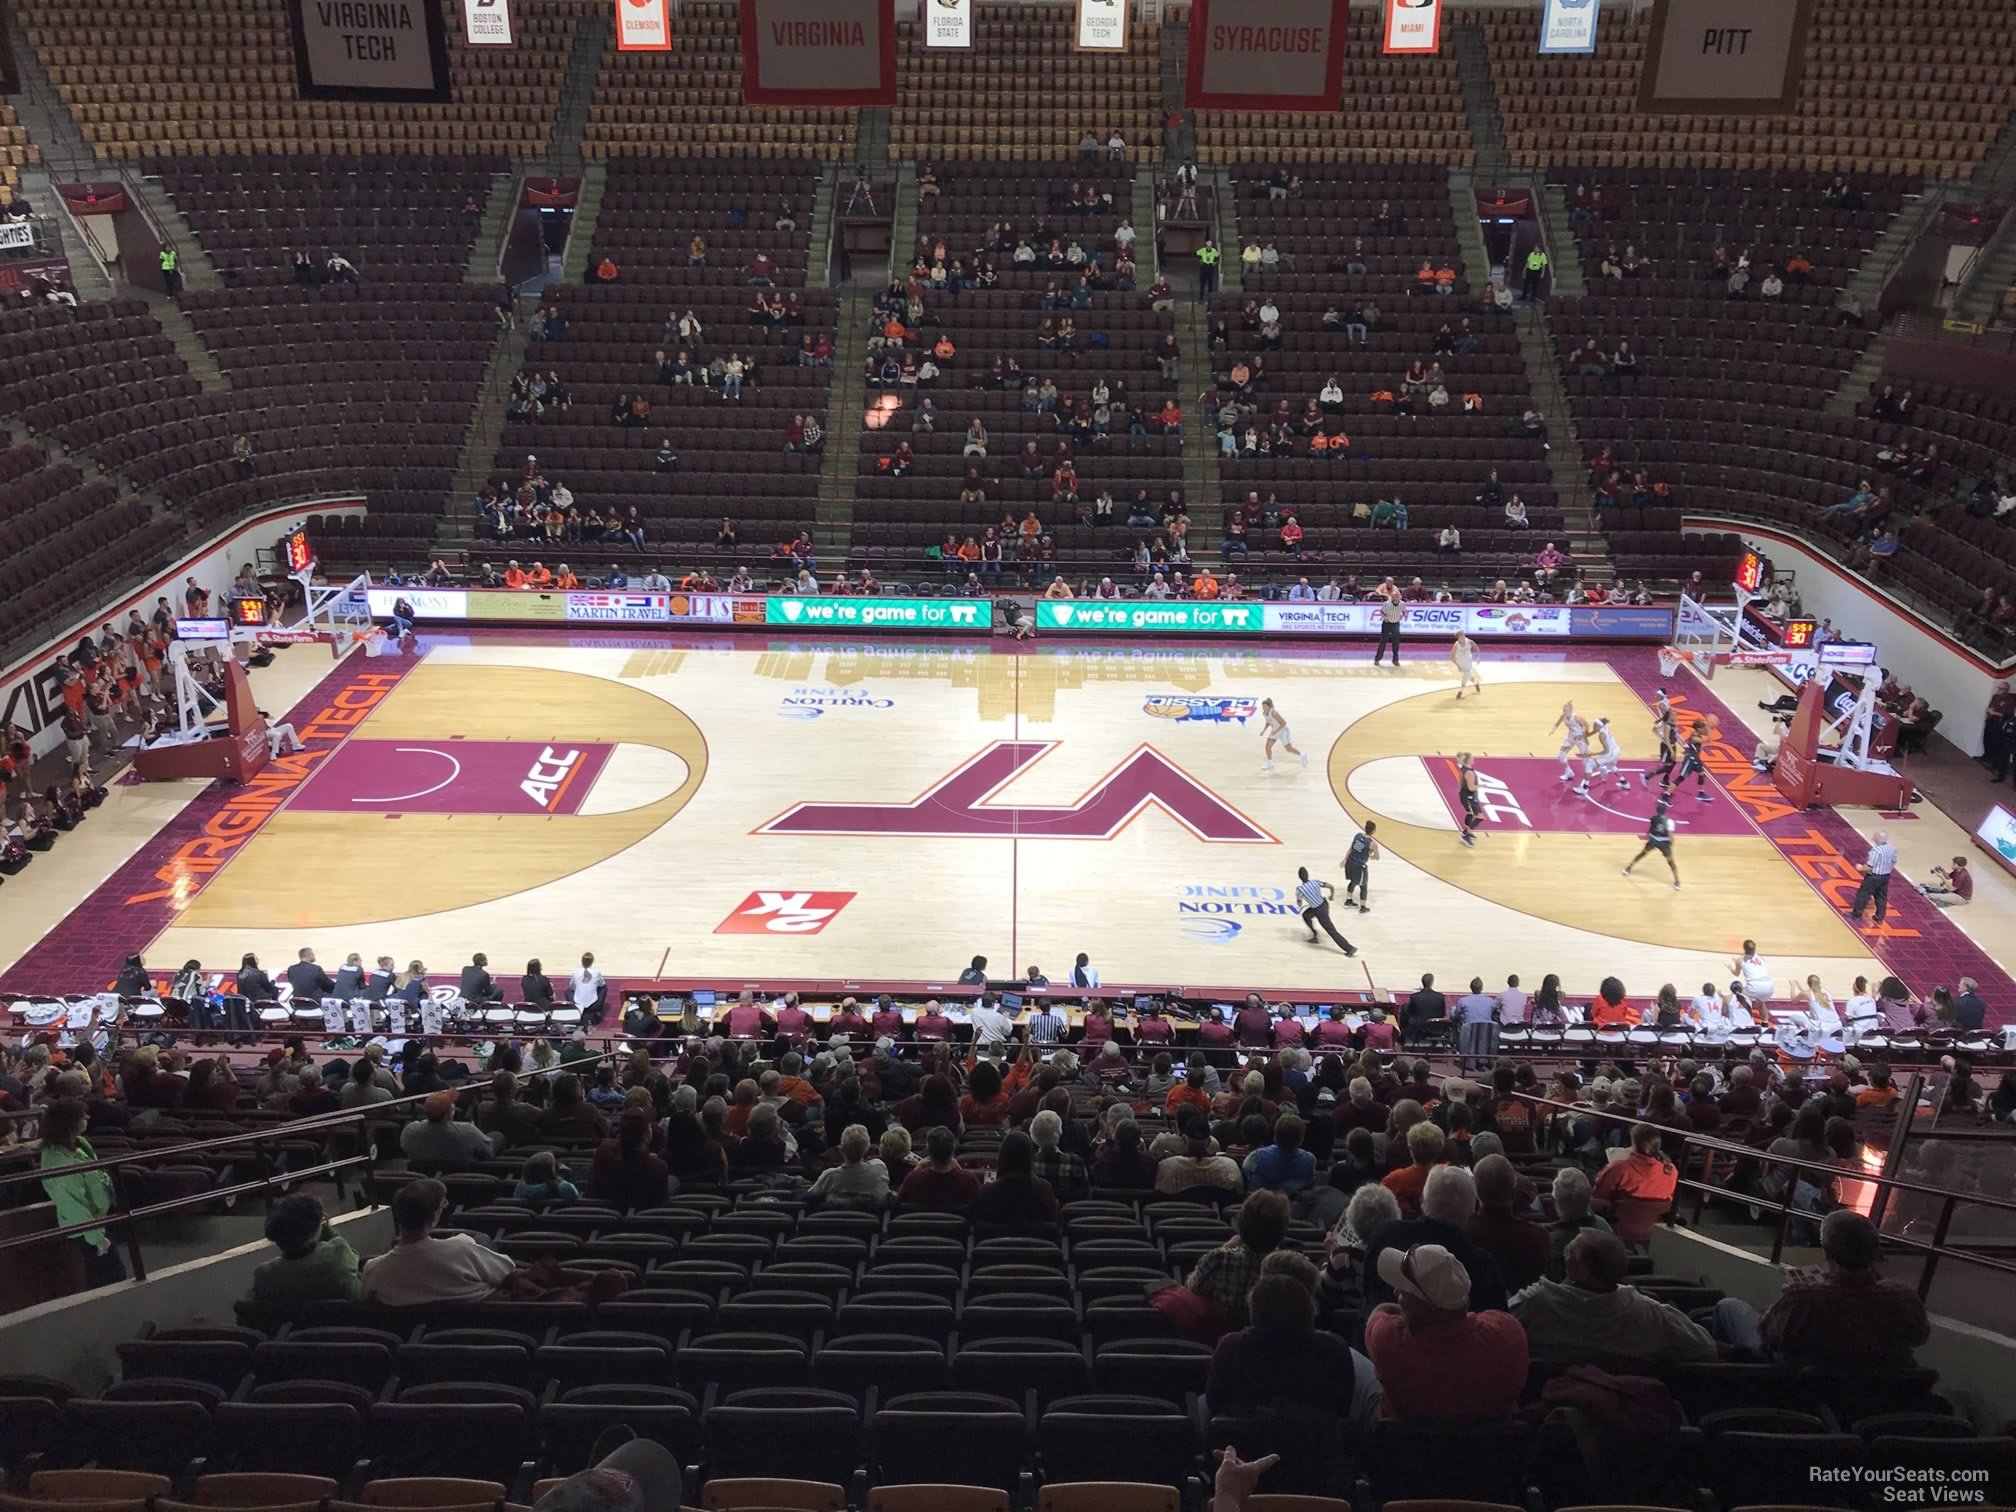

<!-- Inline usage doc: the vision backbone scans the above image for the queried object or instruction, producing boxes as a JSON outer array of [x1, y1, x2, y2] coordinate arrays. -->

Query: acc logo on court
[[1144, 696, 1259, 725], [716, 890, 858, 935], [520, 747, 585, 807]]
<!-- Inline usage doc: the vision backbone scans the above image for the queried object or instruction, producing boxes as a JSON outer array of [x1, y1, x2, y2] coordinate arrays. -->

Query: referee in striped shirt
[[1026, 1001, 1067, 1045], [1295, 867, 1358, 955]]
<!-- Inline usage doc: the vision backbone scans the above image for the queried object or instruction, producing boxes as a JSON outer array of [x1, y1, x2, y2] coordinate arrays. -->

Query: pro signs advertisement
[[1185, 0, 1346, 112], [740, 0, 896, 105]]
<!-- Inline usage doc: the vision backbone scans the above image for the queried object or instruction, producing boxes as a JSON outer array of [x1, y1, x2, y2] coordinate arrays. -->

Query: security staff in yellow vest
[[159, 244, 180, 298], [1521, 243, 1549, 302]]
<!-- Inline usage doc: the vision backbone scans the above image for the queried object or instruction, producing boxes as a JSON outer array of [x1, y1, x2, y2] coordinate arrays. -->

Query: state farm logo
[[715, 890, 858, 935]]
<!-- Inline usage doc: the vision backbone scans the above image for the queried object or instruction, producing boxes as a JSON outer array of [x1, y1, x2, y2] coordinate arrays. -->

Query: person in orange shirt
[[932, 334, 956, 361], [1592, 1122, 1678, 1207], [1434, 265, 1456, 295], [554, 564, 579, 589], [502, 561, 528, 589], [1193, 570, 1221, 599], [1588, 976, 1636, 1028], [1382, 1119, 1447, 1216], [1308, 431, 1329, 458], [525, 562, 554, 589], [1166, 1064, 1213, 1120], [1415, 261, 1437, 290]]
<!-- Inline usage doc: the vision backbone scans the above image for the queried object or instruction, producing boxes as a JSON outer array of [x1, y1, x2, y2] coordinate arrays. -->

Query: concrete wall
[[0, 1206, 390, 1394], [1651, 1224, 2016, 1427]]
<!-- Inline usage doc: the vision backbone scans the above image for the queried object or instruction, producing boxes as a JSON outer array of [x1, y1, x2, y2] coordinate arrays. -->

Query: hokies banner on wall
[[740, 0, 897, 105], [1185, 0, 1347, 112]]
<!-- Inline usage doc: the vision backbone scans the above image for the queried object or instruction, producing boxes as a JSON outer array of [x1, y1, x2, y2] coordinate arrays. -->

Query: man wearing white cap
[[1364, 1242, 1528, 1420]]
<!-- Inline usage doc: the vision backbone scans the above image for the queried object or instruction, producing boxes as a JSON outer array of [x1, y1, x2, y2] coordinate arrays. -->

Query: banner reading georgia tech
[[741, 0, 896, 106], [1186, 0, 1346, 112]]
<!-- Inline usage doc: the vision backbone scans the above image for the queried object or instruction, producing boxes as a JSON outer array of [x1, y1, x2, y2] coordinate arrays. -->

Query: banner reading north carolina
[[741, 0, 896, 106], [614, 0, 670, 51], [1382, 0, 1442, 55], [1538, 0, 1599, 54], [1185, 0, 1345, 112]]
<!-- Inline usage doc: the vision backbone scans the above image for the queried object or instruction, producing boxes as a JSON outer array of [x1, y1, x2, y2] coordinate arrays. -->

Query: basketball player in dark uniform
[[1670, 722, 1711, 801], [1342, 820, 1379, 913], [1455, 752, 1483, 847], [1624, 792, 1681, 888]]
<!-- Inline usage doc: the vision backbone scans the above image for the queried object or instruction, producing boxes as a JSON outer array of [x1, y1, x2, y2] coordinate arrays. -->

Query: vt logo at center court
[[757, 740, 1275, 843]]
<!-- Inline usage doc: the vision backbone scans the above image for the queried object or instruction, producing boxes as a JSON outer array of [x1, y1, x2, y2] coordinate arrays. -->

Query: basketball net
[[1658, 645, 1698, 680]]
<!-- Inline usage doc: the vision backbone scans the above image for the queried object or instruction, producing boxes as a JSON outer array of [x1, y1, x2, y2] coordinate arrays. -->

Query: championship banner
[[741, 0, 896, 106], [284, 0, 451, 100], [1075, 0, 1127, 51], [615, 0, 671, 52], [1382, 0, 1442, 55], [461, 0, 513, 45], [1185, 0, 1346, 112], [1639, 0, 1812, 114], [1538, 0, 1599, 54], [924, 0, 971, 49]]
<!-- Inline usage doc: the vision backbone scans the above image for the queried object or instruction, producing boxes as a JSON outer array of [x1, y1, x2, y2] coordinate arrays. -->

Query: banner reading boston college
[[741, 0, 896, 106], [1185, 0, 1345, 113]]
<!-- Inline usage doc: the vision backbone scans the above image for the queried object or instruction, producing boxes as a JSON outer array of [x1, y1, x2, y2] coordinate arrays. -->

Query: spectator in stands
[[1187, 1190, 1290, 1328], [516, 1150, 580, 1205], [591, 1108, 670, 1207], [1244, 1114, 1314, 1194], [971, 1128, 1059, 1227], [1209, 1250, 1377, 1424], [401, 1088, 498, 1168], [1365, 1243, 1527, 1419], [38, 1097, 122, 1287], [1543, 1167, 1611, 1278], [1093, 1120, 1159, 1191], [1466, 1154, 1548, 1292], [252, 1193, 362, 1304], [1363, 1165, 1507, 1313], [897, 1125, 981, 1208], [1714, 1211, 1930, 1366], [1029, 1109, 1090, 1201], [1158, 1112, 1244, 1195], [1512, 1230, 1716, 1364], [324, 251, 359, 284], [809, 1124, 891, 1209], [362, 1178, 513, 1305]]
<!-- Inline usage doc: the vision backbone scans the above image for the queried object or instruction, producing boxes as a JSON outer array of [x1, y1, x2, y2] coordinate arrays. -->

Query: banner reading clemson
[[1382, 0, 1442, 54], [1185, 0, 1345, 112], [614, 0, 670, 53], [740, 0, 896, 106]]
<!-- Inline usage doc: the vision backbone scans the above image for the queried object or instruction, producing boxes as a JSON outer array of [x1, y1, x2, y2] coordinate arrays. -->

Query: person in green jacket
[[38, 1098, 124, 1289], [251, 1194, 362, 1304]]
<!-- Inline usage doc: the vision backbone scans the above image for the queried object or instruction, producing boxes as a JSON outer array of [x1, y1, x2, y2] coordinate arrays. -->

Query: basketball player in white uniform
[[1550, 700, 1590, 782], [1259, 697, 1307, 771], [1576, 717, 1628, 794], [1450, 630, 1482, 699]]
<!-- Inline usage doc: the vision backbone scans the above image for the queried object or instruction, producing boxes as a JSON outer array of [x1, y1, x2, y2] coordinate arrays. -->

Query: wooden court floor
[[108, 635, 1908, 1002]]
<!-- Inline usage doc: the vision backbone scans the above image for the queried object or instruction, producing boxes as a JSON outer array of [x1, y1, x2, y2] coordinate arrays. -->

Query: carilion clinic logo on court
[[1176, 882, 1300, 942], [778, 686, 897, 721]]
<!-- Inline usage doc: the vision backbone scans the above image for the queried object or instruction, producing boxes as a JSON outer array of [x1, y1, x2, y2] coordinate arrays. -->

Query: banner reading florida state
[[1185, 0, 1345, 112], [741, 0, 896, 106], [1382, 0, 1442, 54]]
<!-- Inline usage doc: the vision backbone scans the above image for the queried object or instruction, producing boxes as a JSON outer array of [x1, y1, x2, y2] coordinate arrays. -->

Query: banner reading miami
[[1186, 0, 1345, 112], [741, 0, 896, 105]]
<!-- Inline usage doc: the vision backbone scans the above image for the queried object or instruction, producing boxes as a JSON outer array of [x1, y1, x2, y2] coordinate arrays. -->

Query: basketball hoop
[[1658, 645, 1687, 679]]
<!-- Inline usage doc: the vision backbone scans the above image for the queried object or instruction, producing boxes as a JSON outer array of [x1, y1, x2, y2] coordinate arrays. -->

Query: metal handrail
[[1508, 1084, 2016, 1299]]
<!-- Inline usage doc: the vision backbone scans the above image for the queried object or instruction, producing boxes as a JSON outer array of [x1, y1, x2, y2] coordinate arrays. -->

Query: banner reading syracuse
[[1185, 0, 1345, 113], [741, 0, 896, 106], [1382, 0, 1442, 55]]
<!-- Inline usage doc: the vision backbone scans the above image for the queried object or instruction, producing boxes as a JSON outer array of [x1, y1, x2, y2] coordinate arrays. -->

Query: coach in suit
[[285, 948, 335, 1003], [1401, 973, 1447, 1044], [458, 953, 498, 1003]]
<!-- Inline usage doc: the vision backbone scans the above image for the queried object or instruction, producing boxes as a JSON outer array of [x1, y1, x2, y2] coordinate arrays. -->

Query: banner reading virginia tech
[[741, 0, 896, 106], [1185, 0, 1345, 112]]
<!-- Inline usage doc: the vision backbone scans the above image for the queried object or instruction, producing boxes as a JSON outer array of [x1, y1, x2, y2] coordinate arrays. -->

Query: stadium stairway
[[855, 107, 892, 172], [1534, 183, 1588, 300], [887, 161, 919, 286], [463, 170, 521, 288], [1951, 209, 2016, 329], [1159, 14, 1193, 163], [556, 162, 607, 285], [815, 290, 875, 559], [1514, 302, 1611, 581], [1176, 298, 1221, 562], [1210, 167, 1239, 297], [544, 10, 611, 171], [1448, 166, 1495, 297], [445, 321, 533, 550], [1129, 172, 1159, 284], [803, 169, 839, 291], [141, 289, 230, 396], [131, 178, 220, 294], [1451, 18, 1509, 184]]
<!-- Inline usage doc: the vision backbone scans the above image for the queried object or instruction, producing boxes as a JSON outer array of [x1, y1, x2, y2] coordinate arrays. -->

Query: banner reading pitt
[[1186, 0, 1346, 112], [741, 0, 896, 106]]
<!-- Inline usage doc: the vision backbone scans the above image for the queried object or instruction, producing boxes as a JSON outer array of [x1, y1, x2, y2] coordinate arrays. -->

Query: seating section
[[585, 1, 855, 160], [21, 0, 579, 159], [852, 163, 1179, 581], [890, 5, 1162, 163], [0, 104, 37, 192], [489, 161, 832, 568], [1212, 165, 1558, 588], [0, 435, 180, 650], [1191, 11, 1468, 165], [1547, 168, 1898, 584], [1482, 0, 2016, 178]]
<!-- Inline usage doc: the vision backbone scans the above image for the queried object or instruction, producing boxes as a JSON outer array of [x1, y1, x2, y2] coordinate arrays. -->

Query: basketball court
[[10, 630, 2010, 1006]]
